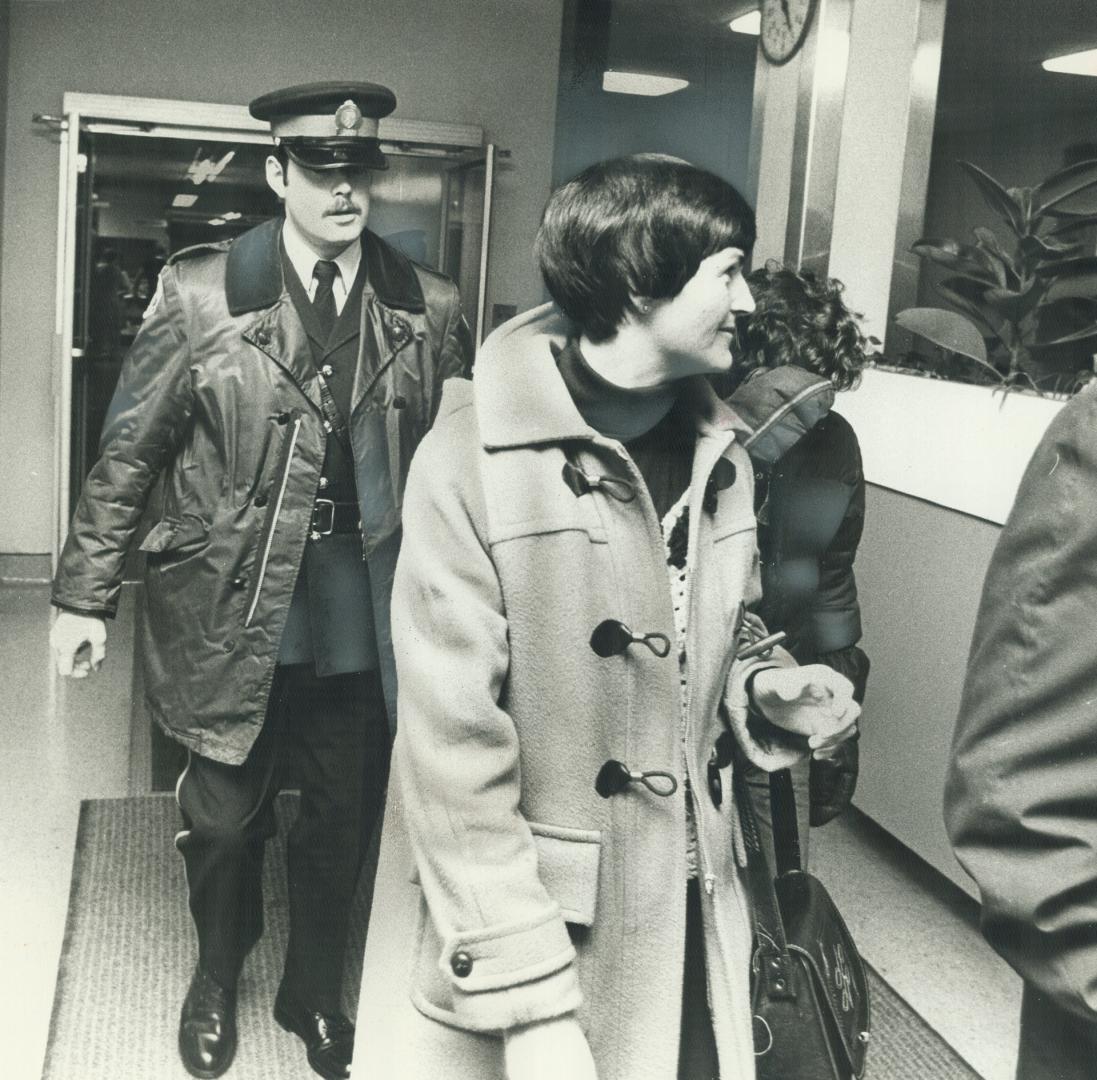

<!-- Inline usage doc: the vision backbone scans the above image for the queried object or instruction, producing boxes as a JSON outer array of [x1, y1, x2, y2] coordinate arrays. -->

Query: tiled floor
[[1, 580, 1021, 1080]]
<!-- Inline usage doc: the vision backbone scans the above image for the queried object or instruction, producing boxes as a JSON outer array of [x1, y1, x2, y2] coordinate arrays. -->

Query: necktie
[[312, 260, 339, 339]]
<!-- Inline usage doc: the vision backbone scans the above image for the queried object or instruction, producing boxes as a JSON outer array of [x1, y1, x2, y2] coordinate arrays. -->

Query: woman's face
[[644, 247, 755, 377]]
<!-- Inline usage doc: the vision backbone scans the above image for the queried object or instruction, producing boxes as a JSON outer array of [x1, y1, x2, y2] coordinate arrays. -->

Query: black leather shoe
[[274, 987, 354, 1080], [179, 966, 237, 1079]]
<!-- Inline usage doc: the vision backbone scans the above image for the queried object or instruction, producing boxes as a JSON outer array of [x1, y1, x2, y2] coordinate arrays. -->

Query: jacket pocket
[[139, 516, 210, 568]]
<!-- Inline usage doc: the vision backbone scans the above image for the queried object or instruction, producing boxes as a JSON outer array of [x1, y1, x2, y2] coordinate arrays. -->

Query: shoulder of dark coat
[[407, 255, 461, 309], [167, 240, 232, 266]]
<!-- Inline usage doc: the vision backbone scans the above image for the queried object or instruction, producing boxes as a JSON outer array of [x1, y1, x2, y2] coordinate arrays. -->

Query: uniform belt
[[311, 498, 360, 536]]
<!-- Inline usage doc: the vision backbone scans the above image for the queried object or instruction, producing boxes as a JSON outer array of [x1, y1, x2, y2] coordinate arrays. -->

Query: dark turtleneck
[[554, 339, 695, 521]]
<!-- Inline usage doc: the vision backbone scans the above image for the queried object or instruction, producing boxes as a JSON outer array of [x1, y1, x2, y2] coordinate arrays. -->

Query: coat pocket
[[408, 823, 602, 1026], [529, 821, 601, 927], [139, 516, 210, 567]]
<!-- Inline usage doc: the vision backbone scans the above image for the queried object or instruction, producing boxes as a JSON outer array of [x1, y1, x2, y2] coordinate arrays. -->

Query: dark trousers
[[1016, 982, 1097, 1080], [175, 664, 391, 1011], [678, 878, 719, 1080]]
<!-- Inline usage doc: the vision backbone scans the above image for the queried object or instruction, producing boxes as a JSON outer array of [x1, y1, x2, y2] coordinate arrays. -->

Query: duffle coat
[[51, 218, 471, 763], [354, 305, 800, 1080]]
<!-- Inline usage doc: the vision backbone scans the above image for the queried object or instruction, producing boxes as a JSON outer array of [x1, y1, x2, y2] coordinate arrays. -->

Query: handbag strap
[[732, 768, 787, 955], [768, 768, 803, 876]]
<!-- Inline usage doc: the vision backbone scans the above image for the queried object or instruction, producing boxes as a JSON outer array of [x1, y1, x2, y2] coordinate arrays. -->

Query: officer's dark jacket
[[52, 217, 472, 763], [728, 364, 869, 698]]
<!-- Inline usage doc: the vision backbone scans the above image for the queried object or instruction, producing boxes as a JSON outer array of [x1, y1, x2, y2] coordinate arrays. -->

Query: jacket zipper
[[245, 414, 302, 627]]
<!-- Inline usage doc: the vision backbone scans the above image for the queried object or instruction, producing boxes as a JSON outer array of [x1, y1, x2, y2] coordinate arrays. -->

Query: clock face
[[760, 0, 817, 65]]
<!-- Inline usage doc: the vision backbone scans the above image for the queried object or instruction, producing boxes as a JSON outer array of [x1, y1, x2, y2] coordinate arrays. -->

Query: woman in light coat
[[354, 156, 860, 1080]]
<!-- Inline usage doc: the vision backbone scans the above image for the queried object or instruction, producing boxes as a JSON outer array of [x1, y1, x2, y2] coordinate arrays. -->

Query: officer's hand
[[504, 1015, 597, 1080], [50, 612, 108, 678], [751, 665, 860, 758]]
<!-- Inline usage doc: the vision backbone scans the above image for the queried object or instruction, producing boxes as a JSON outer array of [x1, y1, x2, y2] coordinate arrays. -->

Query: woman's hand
[[504, 1015, 597, 1080], [750, 664, 860, 758]]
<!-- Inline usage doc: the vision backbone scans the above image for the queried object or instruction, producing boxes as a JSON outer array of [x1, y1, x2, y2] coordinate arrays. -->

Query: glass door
[[50, 94, 493, 557]]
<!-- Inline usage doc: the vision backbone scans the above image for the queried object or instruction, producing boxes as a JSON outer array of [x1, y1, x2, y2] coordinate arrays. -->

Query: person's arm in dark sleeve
[[438, 280, 474, 384], [51, 266, 195, 617], [945, 386, 1097, 1022]]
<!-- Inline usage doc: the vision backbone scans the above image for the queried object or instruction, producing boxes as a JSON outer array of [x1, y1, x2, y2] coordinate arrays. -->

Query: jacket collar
[[474, 303, 751, 450], [727, 365, 835, 467], [225, 217, 425, 316]]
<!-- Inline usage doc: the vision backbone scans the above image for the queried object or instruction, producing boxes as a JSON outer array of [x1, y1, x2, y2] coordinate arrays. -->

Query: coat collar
[[225, 217, 425, 316], [473, 303, 752, 450]]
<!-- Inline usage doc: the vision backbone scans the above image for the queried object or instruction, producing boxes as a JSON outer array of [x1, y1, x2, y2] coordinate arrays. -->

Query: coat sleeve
[[436, 279, 474, 389], [51, 266, 195, 617], [945, 385, 1097, 1022], [806, 413, 866, 657], [390, 413, 581, 1033]]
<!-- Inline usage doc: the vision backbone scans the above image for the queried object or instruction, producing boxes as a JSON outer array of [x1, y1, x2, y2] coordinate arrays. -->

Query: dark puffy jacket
[[52, 218, 471, 764], [729, 365, 869, 822]]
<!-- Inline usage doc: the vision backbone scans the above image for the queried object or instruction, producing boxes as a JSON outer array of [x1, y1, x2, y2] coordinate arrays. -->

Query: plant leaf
[[958, 161, 1025, 235], [1048, 214, 1097, 236], [1022, 232, 1081, 259], [1034, 158, 1097, 215], [895, 307, 988, 364], [1029, 297, 1097, 348], [972, 226, 1019, 284], [911, 239, 1001, 282], [1034, 255, 1097, 279], [934, 278, 1002, 337]]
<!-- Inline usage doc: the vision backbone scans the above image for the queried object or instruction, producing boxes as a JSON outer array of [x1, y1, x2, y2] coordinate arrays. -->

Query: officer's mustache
[[325, 202, 361, 216]]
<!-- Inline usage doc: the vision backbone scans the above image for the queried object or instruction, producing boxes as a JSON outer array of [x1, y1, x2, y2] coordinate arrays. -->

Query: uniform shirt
[[281, 214, 362, 315]]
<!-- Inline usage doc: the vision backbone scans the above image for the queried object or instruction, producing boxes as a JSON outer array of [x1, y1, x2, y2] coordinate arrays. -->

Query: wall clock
[[760, 0, 818, 66]]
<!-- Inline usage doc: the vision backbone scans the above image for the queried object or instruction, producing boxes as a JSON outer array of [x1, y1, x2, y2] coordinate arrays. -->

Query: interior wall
[[551, 1, 757, 196], [0, 0, 564, 556], [854, 483, 1000, 894]]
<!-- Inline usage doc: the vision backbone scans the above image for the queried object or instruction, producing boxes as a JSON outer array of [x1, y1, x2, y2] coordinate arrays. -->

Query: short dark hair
[[742, 263, 866, 391], [536, 155, 756, 342]]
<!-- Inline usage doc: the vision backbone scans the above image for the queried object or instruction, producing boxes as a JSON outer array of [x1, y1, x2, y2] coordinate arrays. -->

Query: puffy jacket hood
[[727, 365, 835, 468]]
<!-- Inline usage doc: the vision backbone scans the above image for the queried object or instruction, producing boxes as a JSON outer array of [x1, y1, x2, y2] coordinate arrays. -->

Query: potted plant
[[895, 158, 1097, 393]]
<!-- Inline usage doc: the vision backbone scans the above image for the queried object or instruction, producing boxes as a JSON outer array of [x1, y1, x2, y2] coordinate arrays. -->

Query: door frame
[[51, 92, 486, 564]]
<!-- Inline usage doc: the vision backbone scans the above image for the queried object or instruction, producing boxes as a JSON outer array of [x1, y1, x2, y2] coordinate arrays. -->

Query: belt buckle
[[312, 498, 336, 537]]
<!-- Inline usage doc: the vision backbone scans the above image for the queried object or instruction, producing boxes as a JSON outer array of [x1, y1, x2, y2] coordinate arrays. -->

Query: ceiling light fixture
[[728, 11, 761, 35], [1042, 48, 1097, 76], [602, 70, 689, 96], [172, 193, 199, 208]]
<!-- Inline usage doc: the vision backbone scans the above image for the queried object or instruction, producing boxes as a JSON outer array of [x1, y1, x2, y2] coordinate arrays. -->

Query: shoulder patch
[[167, 239, 232, 265]]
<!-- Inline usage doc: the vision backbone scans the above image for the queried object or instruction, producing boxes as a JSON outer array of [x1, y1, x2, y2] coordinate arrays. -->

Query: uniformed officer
[[49, 81, 472, 1079]]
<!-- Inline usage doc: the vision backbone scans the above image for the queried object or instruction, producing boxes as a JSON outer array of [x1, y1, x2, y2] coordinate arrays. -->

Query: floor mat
[[43, 794, 981, 1078]]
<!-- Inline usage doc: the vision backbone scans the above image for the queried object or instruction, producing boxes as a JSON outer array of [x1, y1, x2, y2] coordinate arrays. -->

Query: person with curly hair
[[724, 264, 872, 858]]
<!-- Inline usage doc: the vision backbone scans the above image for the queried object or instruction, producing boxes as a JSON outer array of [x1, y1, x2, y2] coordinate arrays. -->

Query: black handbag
[[734, 767, 871, 1079]]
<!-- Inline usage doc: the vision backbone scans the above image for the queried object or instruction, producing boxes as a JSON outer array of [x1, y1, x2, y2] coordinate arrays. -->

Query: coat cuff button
[[450, 951, 473, 978]]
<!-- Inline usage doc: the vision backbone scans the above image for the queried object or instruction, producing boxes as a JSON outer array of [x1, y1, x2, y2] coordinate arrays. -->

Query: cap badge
[[334, 99, 363, 134]]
